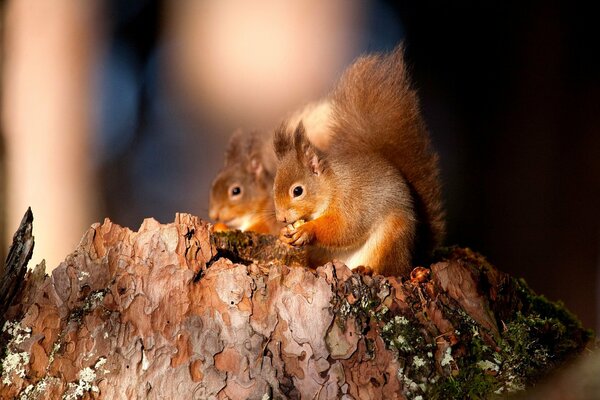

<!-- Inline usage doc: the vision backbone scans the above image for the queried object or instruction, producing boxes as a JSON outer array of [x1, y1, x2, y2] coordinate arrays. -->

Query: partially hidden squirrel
[[209, 100, 332, 235], [209, 128, 279, 234], [273, 46, 445, 276]]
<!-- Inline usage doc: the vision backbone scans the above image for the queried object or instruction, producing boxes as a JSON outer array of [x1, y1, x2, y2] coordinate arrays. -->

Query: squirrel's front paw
[[280, 221, 314, 247]]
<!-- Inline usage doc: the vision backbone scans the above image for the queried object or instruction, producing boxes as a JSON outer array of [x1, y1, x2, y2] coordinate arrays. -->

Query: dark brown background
[[396, 1, 599, 331]]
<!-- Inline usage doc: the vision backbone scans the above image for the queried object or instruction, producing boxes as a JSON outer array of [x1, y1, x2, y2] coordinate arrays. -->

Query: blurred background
[[0, 1, 598, 331]]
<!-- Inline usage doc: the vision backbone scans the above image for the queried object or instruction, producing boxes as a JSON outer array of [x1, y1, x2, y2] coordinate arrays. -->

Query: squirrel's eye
[[292, 186, 303, 198], [231, 186, 242, 196]]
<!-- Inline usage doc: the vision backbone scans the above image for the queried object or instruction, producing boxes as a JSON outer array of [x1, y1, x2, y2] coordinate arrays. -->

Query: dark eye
[[231, 186, 241, 196], [292, 186, 303, 197]]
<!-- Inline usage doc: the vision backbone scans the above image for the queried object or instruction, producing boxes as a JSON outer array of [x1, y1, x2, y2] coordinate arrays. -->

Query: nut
[[212, 222, 229, 233], [292, 219, 305, 229]]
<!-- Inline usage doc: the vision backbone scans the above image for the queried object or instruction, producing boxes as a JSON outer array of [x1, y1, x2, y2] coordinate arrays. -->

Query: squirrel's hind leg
[[347, 212, 415, 277]]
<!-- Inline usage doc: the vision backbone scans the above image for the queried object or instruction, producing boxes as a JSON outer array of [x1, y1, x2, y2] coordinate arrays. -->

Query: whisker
[[253, 207, 278, 222]]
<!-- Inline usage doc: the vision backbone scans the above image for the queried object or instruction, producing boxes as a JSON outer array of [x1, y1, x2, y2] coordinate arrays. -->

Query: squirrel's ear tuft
[[225, 129, 245, 165], [292, 121, 308, 157], [293, 122, 327, 176], [273, 123, 293, 160]]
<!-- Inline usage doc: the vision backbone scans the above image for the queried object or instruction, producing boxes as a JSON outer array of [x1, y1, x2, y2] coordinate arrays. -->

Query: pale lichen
[[17, 377, 51, 400], [396, 366, 430, 400], [47, 342, 61, 366], [2, 352, 30, 384], [95, 357, 108, 373], [1, 321, 33, 385], [81, 290, 106, 313], [440, 347, 454, 367], [63, 367, 96, 400], [382, 315, 416, 353], [78, 271, 90, 282], [477, 359, 499, 372], [412, 356, 426, 369], [60, 357, 107, 400]]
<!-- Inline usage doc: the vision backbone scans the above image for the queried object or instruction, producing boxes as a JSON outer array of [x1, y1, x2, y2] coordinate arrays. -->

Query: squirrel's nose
[[209, 208, 218, 221], [275, 211, 286, 224]]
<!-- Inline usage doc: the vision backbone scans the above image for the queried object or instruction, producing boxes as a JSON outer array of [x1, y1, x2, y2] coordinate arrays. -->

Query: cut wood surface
[[0, 213, 592, 399]]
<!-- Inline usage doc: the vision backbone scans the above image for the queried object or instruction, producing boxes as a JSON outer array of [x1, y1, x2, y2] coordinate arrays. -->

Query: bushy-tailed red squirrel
[[273, 46, 445, 276], [209, 101, 332, 234]]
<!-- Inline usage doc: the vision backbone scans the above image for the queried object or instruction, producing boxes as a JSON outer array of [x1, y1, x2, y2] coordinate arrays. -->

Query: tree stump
[[0, 213, 592, 399]]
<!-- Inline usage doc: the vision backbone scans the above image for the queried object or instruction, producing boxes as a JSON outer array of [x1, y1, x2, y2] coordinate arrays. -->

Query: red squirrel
[[209, 100, 332, 235], [209, 129, 279, 234], [273, 46, 445, 276]]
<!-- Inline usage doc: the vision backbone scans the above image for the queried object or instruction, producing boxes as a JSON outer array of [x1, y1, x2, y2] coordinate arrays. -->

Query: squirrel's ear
[[306, 149, 326, 176], [273, 123, 293, 160], [293, 122, 326, 176], [225, 129, 245, 165], [245, 131, 264, 178], [247, 155, 264, 178]]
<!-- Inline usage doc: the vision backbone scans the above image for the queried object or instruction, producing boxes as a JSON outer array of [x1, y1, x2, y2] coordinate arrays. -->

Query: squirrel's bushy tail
[[329, 45, 445, 259]]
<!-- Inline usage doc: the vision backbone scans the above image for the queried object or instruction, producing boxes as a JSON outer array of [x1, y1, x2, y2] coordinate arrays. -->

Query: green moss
[[515, 278, 593, 349], [64, 289, 109, 329], [427, 276, 593, 398], [495, 280, 593, 391], [211, 230, 304, 267], [381, 315, 430, 355], [426, 324, 503, 399], [212, 230, 253, 248], [432, 352, 499, 398], [381, 314, 439, 399], [430, 366, 499, 400], [335, 274, 385, 328]]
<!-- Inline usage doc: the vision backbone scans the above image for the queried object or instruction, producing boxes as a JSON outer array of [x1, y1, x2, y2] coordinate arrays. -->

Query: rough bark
[[0, 208, 34, 321], [0, 213, 592, 399]]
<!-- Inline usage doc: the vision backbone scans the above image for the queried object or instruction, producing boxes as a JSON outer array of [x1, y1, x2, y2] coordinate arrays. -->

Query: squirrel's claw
[[279, 223, 314, 247]]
